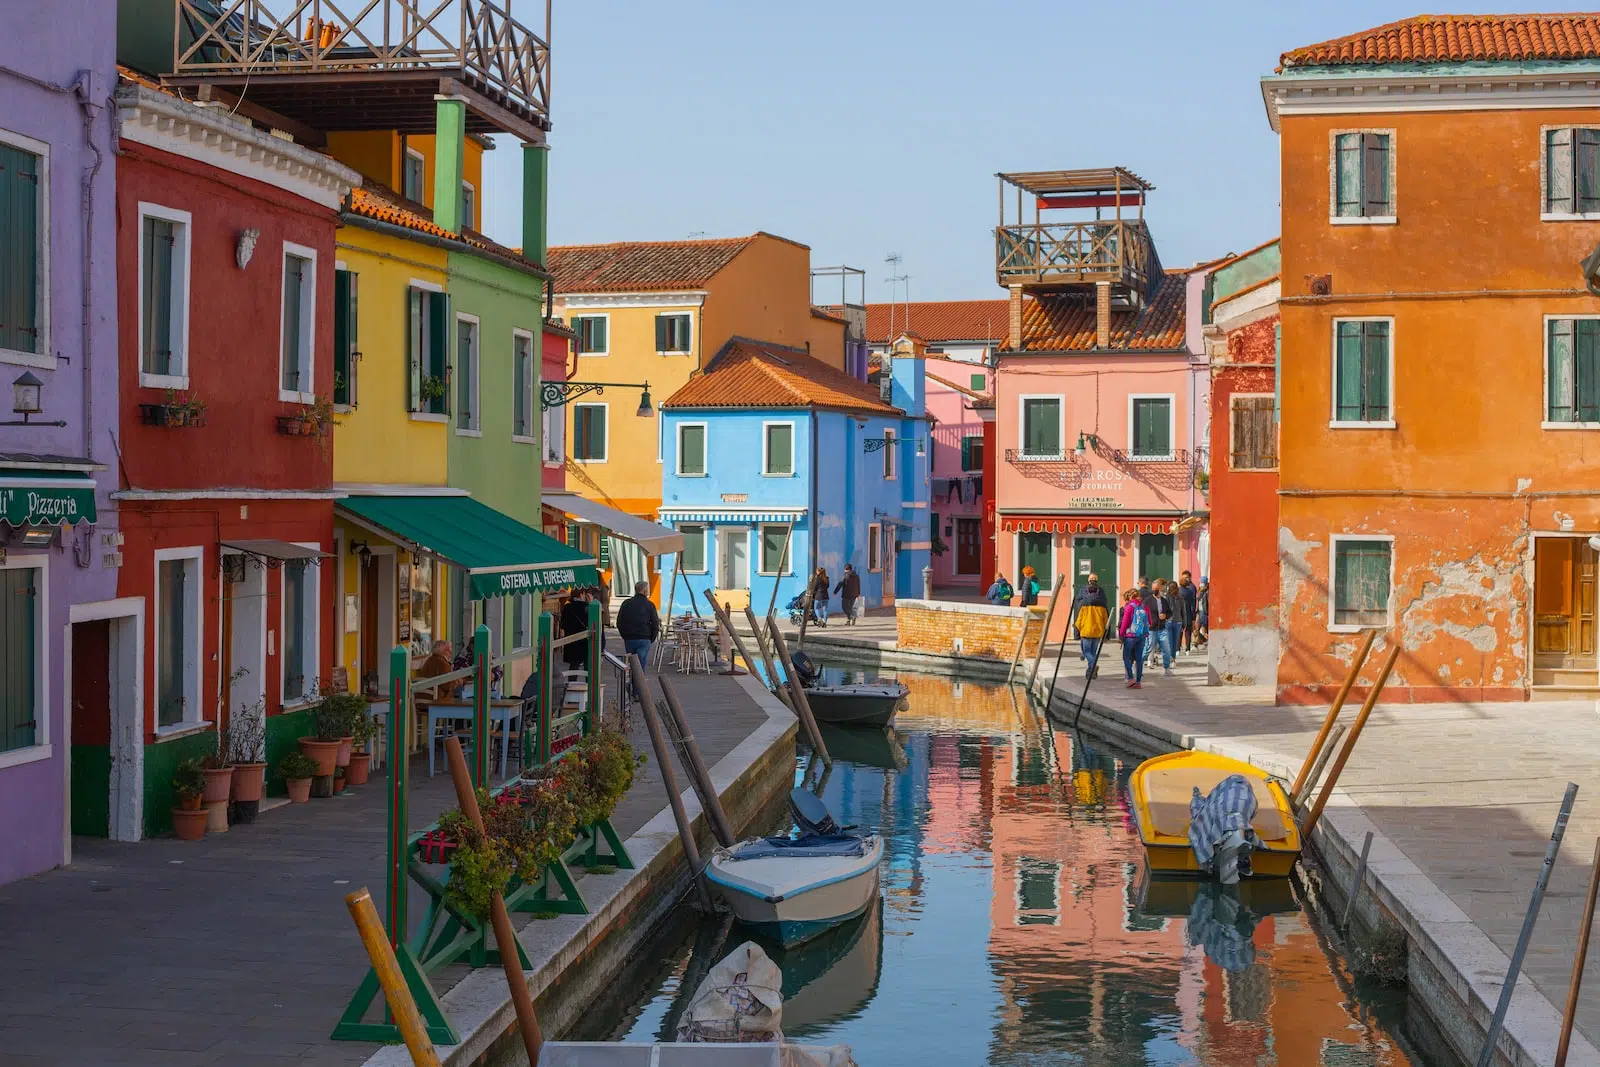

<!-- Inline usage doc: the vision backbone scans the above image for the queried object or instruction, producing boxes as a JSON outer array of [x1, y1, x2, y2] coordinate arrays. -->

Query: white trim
[[153, 720, 213, 742], [1542, 313, 1600, 428], [1328, 533, 1395, 633], [0, 555, 48, 769], [573, 401, 609, 463], [1227, 392, 1279, 471], [867, 523, 882, 573], [657, 506, 808, 517], [1012, 530, 1057, 594], [0, 745, 51, 771], [756, 523, 794, 577], [677, 522, 709, 574], [762, 420, 796, 477], [279, 540, 322, 703], [655, 310, 694, 356], [278, 241, 318, 403], [153, 545, 205, 731], [454, 311, 481, 434], [0, 127, 50, 368], [135, 202, 193, 388], [882, 428, 898, 481], [1329, 316, 1396, 428], [1540, 124, 1600, 221], [410, 412, 449, 424], [1261, 68, 1600, 132], [407, 276, 445, 294], [64, 597, 146, 846], [570, 313, 610, 356], [403, 146, 426, 202], [1328, 127, 1396, 224], [459, 178, 476, 231], [512, 327, 536, 442], [1017, 393, 1066, 460], [560, 292, 707, 310], [1126, 392, 1176, 462], [676, 420, 708, 477]]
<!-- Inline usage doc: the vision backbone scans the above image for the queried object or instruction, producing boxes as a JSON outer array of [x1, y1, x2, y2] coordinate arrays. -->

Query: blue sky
[[478, 1, 1562, 302]]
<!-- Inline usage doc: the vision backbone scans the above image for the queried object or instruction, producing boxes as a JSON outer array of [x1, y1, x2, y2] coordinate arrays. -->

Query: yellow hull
[[1130, 750, 1302, 879]]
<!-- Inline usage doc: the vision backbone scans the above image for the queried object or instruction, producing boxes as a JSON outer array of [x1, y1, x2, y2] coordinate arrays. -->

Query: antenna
[[884, 252, 910, 342]]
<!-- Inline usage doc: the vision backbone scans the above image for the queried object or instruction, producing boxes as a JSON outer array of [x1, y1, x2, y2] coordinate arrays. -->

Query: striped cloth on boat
[[1187, 773, 1258, 870]]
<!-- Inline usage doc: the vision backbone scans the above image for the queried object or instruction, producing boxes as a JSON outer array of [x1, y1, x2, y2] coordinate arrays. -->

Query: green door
[[1137, 534, 1175, 583], [0, 567, 37, 753], [1073, 537, 1118, 608], [1016, 533, 1054, 593]]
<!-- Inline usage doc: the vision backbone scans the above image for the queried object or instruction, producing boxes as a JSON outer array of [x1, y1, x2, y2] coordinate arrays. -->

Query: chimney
[[1095, 282, 1111, 349], [1008, 285, 1023, 351]]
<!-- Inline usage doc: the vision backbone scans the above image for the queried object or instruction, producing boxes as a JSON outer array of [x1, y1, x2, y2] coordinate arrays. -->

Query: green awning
[[0, 470, 97, 526], [339, 494, 597, 599]]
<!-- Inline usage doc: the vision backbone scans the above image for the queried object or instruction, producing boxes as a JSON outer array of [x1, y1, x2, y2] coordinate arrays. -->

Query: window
[[282, 555, 318, 702], [138, 204, 191, 385], [680, 524, 707, 573], [280, 243, 317, 401], [1545, 128, 1600, 216], [574, 403, 607, 461], [155, 549, 203, 729], [1129, 395, 1174, 460], [656, 312, 692, 354], [1331, 537, 1392, 631], [969, 372, 985, 392], [543, 400, 566, 463], [573, 315, 608, 355], [460, 181, 476, 230], [867, 523, 882, 572], [455, 315, 479, 432], [883, 428, 897, 480], [1333, 319, 1392, 425], [403, 148, 425, 203], [1547, 318, 1600, 424], [1230, 395, 1277, 469], [407, 284, 449, 416], [512, 330, 535, 440], [677, 422, 706, 475], [764, 422, 794, 476], [759, 524, 791, 575], [1015, 858, 1060, 926], [1020, 396, 1063, 458], [0, 563, 41, 756], [1333, 131, 1393, 220], [0, 133, 47, 363], [409, 556, 435, 658], [333, 268, 359, 406], [961, 435, 985, 471], [512, 593, 532, 650], [1017, 533, 1054, 591]]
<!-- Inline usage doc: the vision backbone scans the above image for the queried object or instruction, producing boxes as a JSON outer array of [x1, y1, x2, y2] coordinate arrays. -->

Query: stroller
[[784, 594, 809, 626]]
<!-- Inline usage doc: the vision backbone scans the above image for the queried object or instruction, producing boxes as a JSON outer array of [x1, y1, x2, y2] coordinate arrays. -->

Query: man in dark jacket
[[616, 581, 661, 667], [833, 563, 863, 625], [1177, 571, 1199, 653]]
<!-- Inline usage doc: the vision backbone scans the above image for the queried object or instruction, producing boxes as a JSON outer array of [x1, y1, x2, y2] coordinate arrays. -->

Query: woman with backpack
[[1118, 588, 1151, 688]]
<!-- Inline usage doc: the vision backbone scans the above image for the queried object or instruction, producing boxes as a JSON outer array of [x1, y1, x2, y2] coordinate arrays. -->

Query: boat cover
[[1187, 774, 1259, 869], [676, 941, 784, 1043], [729, 834, 868, 861]]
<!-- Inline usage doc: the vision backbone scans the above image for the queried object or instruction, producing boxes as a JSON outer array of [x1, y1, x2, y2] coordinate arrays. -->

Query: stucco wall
[[896, 599, 1041, 660], [700, 235, 840, 369], [325, 130, 484, 221], [926, 358, 987, 586]]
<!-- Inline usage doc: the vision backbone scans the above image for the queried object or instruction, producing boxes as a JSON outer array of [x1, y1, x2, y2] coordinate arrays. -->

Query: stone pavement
[[0, 655, 772, 1067]]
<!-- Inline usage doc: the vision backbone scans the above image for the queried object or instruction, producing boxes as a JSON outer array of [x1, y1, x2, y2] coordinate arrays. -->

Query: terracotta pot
[[201, 767, 234, 805], [172, 807, 207, 840], [177, 793, 203, 811], [231, 763, 266, 803], [285, 777, 312, 803], [336, 736, 354, 767], [345, 751, 371, 786], [299, 737, 340, 777]]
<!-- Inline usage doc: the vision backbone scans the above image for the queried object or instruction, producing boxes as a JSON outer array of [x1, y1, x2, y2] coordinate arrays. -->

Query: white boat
[[707, 791, 883, 948]]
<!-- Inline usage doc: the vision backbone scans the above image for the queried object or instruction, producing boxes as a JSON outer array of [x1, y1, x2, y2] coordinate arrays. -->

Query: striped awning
[[1000, 514, 1177, 535], [658, 507, 807, 524]]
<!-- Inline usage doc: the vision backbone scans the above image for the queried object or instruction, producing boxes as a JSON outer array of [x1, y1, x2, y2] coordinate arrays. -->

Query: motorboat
[[707, 789, 883, 947], [1129, 751, 1301, 879], [816, 724, 907, 771], [775, 897, 883, 1034], [788, 652, 908, 728]]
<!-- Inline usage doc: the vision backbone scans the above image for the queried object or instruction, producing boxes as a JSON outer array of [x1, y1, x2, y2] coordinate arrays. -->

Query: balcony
[[161, 0, 550, 141], [994, 168, 1156, 298]]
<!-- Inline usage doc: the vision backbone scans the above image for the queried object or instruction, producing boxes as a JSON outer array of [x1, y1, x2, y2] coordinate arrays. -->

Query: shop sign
[[0, 483, 96, 526]]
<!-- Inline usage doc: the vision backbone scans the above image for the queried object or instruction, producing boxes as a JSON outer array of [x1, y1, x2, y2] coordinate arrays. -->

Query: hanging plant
[[437, 785, 579, 921], [553, 726, 643, 828]]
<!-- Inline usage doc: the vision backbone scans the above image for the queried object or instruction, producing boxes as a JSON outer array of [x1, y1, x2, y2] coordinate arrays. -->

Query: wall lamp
[[1074, 432, 1101, 457], [541, 380, 654, 417], [349, 540, 373, 566], [1, 371, 66, 427]]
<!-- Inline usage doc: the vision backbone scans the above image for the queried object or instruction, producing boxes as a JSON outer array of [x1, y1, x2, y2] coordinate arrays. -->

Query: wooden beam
[[194, 84, 326, 148], [439, 77, 546, 145]]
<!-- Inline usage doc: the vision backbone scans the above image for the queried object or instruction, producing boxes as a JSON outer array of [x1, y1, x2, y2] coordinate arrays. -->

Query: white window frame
[[867, 523, 882, 573], [756, 523, 793, 577], [1328, 128, 1397, 226], [656, 311, 693, 355], [678, 523, 709, 574], [136, 202, 192, 389], [1013, 856, 1062, 926], [1329, 316, 1396, 429], [1540, 125, 1600, 221], [542, 398, 566, 465], [0, 555, 50, 768], [511, 327, 537, 443], [572, 313, 610, 356], [1127, 392, 1176, 461], [280, 543, 322, 706], [762, 420, 795, 477], [454, 311, 481, 436], [153, 545, 206, 737], [883, 428, 897, 480], [1012, 531, 1057, 593], [1017, 393, 1066, 460], [1542, 314, 1600, 429], [278, 241, 318, 404], [0, 127, 51, 369], [1228, 392, 1278, 471], [460, 179, 476, 230], [1328, 533, 1395, 634], [676, 420, 708, 477], [573, 401, 608, 463], [403, 146, 426, 203]]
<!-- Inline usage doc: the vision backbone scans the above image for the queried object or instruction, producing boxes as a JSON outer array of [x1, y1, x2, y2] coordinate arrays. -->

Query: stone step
[[1533, 666, 1599, 686], [1530, 683, 1600, 702]]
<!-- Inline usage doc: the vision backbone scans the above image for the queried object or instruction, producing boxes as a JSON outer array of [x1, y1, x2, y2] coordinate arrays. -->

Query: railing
[[173, 0, 550, 119], [1005, 445, 1206, 493], [995, 219, 1153, 291]]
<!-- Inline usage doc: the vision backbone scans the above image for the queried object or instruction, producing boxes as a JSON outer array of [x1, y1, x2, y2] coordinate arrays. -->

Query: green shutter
[[1363, 133, 1391, 216], [0, 567, 36, 752], [1019, 533, 1053, 589], [1335, 322, 1363, 421], [680, 424, 705, 475], [655, 314, 669, 352], [1335, 133, 1363, 217], [333, 270, 351, 405], [141, 216, 175, 376], [566, 522, 578, 548], [762, 526, 788, 574], [1550, 128, 1575, 214], [960, 436, 973, 470], [282, 255, 305, 391], [1023, 398, 1059, 456], [1133, 398, 1170, 457], [407, 288, 423, 411], [1579, 130, 1600, 213], [455, 319, 474, 428], [432, 293, 451, 416], [347, 270, 359, 407], [1336, 541, 1391, 626], [1362, 321, 1389, 420], [681, 526, 705, 573], [599, 535, 612, 568], [767, 424, 792, 474], [1579, 320, 1600, 422], [0, 144, 40, 355], [1550, 319, 1574, 421], [970, 373, 985, 391]]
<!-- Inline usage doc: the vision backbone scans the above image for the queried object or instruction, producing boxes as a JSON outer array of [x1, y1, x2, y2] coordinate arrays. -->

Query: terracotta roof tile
[[547, 235, 757, 293], [1009, 272, 1187, 352], [1280, 13, 1600, 68], [663, 338, 901, 416], [344, 185, 545, 274], [861, 300, 1009, 344], [810, 306, 848, 324]]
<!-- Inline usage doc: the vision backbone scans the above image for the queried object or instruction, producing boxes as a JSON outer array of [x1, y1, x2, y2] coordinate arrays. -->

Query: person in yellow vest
[[1070, 573, 1111, 678]]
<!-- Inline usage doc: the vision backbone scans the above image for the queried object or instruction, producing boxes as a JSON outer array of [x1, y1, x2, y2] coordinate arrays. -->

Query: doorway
[[222, 553, 266, 745], [1137, 533, 1175, 583], [717, 526, 749, 591], [358, 549, 397, 693], [1535, 536, 1597, 670], [955, 518, 981, 577], [1073, 536, 1118, 607], [66, 601, 142, 846]]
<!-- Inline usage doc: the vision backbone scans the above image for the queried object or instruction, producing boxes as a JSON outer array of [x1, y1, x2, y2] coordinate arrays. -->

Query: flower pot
[[285, 777, 312, 803], [298, 737, 340, 777], [336, 736, 354, 768], [201, 766, 234, 805], [177, 793, 203, 811], [205, 799, 230, 833], [345, 751, 371, 786], [231, 763, 266, 803], [172, 807, 207, 840], [333, 774, 345, 795]]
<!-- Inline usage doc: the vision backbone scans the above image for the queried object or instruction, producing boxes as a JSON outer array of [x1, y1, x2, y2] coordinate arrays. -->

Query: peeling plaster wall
[[1209, 623, 1279, 686]]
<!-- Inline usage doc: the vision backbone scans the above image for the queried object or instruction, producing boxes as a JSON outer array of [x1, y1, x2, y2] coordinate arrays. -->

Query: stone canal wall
[[894, 599, 1042, 661]]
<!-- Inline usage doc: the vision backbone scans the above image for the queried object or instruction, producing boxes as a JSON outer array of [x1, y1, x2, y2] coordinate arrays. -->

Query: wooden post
[[1026, 573, 1067, 688], [659, 674, 735, 848], [443, 737, 543, 1066], [765, 523, 794, 619], [1295, 723, 1345, 814], [1341, 830, 1375, 932], [630, 654, 714, 911], [698, 590, 761, 681], [1289, 629, 1377, 801], [387, 645, 410, 944], [472, 624, 490, 787], [662, 559, 678, 621], [1302, 644, 1400, 839], [1556, 836, 1600, 1067], [766, 614, 831, 767], [1007, 610, 1034, 684], [344, 889, 442, 1067], [740, 602, 793, 709], [585, 599, 601, 734]]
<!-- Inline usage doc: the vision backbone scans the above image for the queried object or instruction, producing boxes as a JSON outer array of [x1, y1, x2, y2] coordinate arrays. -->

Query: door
[[955, 519, 981, 576], [70, 619, 112, 837], [719, 527, 749, 591], [360, 552, 379, 690], [1073, 537, 1118, 608], [1, 568, 37, 754], [1138, 533, 1175, 583], [1536, 537, 1598, 663]]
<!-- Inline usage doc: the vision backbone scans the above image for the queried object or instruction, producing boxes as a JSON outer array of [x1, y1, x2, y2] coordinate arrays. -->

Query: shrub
[[1351, 921, 1408, 986], [171, 758, 206, 802], [277, 750, 321, 782], [438, 785, 580, 921], [555, 726, 643, 828]]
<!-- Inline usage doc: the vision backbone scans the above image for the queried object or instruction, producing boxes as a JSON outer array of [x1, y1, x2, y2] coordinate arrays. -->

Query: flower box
[[276, 414, 326, 437], [139, 403, 206, 428]]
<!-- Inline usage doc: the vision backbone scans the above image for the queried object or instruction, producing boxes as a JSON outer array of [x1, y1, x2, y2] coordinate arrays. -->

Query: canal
[[571, 667, 1455, 1066]]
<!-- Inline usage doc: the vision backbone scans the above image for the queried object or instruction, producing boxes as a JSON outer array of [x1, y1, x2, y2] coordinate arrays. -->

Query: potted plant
[[345, 701, 375, 786], [200, 743, 234, 833], [420, 375, 447, 407], [298, 696, 342, 778], [224, 706, 268, 823], [171, 758, 208, 840], [277, 750, 319, 804], [333, 765, 347, 795], [140, 389, 207, 428], [322, 692, 368, 769], [277, 394, 337, 457]]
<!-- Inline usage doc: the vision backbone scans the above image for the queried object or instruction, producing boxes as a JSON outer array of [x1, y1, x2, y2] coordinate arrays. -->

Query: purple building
[[0, 1, 122, 885]]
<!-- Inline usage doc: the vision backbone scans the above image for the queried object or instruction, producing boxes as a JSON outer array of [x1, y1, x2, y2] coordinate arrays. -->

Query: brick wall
[[897, 599, 1042, 659]]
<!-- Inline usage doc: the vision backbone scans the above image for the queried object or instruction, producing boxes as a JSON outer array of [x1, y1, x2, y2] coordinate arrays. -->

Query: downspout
[[810, 406, 818, 580], [78, 74, 106, 462]]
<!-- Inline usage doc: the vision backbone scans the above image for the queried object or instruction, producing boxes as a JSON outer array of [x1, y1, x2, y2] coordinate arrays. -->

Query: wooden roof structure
[[996, 168, 1154, 197]]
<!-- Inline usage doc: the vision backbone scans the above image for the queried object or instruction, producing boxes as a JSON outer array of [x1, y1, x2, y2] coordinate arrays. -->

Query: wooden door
[[70, 619, 111, 837], [1535, 538, 1598, 663], [1580, 541, 1597, 658], [360, 554, 379, 690], [955, 519, 981, 576], [1073, 537, 1119, 608]]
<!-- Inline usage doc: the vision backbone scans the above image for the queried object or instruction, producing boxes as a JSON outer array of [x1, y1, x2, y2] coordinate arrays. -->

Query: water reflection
[[583, 670, 1438, 1066]]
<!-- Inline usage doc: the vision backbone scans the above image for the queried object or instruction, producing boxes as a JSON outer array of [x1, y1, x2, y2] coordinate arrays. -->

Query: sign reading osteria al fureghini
[[0, 483, 97, 526], [469, 563, 597, 600]]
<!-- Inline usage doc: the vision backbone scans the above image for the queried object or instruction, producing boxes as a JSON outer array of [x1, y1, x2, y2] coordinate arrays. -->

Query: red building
[[110, 75, 360, 833]]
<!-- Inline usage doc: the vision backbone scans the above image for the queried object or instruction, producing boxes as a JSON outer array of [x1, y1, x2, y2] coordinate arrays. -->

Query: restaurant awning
[[0, 469, 97, 526], [999, 514, 1177, 535], [657, 506, 807, 524], [542, 490, 683, 556], [221, 539, 332, 565], [338, 494, 597, 599]]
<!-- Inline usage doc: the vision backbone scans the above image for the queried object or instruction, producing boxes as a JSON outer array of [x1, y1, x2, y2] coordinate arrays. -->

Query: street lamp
[[1074, 432, 1099, 457], [541, 380, 655, 417], [636, 386, 653, 418], [1, 371, 65, 427]]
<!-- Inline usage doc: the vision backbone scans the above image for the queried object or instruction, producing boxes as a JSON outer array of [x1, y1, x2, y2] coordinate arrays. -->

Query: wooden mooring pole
[[1340, 830, 1375, 933], [1295, 723, 1346, 816], [343, 889, 441, 1067], [767, 615, 832, 767], [658, 673, 735, 849], [630, 654, 715, 912], [1301, 644, 1400, 841], [1555, 835, 1600, 1067], [1025, 574, 1067, 689], [1289, 629, 1377, 802]]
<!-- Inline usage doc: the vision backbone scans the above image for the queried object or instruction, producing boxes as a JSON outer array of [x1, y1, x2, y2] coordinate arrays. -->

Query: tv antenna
[[885, 253, 910, 341]]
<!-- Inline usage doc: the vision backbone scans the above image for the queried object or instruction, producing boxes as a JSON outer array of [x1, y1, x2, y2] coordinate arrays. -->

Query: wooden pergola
[[994, 167, 1157, 296]]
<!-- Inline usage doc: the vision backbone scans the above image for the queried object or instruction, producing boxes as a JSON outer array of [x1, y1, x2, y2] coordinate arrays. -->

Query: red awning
[[1000, 515, 1177, 535]]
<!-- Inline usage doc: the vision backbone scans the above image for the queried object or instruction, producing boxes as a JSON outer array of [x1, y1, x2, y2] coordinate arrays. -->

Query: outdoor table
[[421, 697, 525, 778], [366, 698, 390, 771]]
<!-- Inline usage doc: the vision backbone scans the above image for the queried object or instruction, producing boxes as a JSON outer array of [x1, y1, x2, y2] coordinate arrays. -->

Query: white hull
[[707, 837, 884, 946]]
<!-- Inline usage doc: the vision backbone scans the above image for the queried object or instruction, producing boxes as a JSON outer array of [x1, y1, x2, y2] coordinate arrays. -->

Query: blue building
[[658, 338, 929, 618]]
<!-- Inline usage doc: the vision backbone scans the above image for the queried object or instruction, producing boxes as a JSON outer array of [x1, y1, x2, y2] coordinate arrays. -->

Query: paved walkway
[[0, 655, 772, 1067]]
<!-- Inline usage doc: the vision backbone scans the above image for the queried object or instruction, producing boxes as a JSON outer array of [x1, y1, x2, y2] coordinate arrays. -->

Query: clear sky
[[478, 1, 1563, 303]]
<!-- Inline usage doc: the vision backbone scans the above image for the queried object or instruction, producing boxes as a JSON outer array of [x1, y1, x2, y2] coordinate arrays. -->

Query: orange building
[[1266, 14, 1600, 702]]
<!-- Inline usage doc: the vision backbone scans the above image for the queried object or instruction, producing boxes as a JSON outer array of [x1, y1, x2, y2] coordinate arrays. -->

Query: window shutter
[[333, 270, 350, 405], [655, 314, 668, 352], [0, 145, 39, 355], [1548, 128, 1575, 214], [961, 436, 972, 470], [347, 271, 359, 408], [142, 216, 176, 376], [566, 522, 578, 548], [436, 294, 452, 416], [1550, 318, 1575, 421], [1254, 397, 1277, 467], [1579, 130, 1600, 214], [1334, 133, 1363, 217], [1362, 321, 1389, 420], [407, 288, 422, 411], [599, 535, 611, 568], [1335, 323, 1362, 421], [1231, 398, 1251, 467], [282, 255, 305, 391], [1579, 319, 1600, 422], [969, 373, 985, 392], [1362, 133, 1391, 216]]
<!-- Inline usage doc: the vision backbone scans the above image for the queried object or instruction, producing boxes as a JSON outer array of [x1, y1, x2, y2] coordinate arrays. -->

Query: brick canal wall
[[896, 599, 1042, 660]]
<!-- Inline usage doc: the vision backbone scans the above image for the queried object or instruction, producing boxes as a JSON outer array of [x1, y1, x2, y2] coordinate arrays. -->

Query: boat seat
[[1145, 766, 1289, 842]]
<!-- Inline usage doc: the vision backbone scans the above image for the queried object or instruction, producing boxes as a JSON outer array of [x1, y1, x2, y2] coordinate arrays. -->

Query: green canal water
[[571, 668, 1458, 1066]]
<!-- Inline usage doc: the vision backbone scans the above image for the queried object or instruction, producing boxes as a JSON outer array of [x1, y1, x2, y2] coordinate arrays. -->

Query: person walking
[[1196, 575, 1211, 649], [1139, 578, 1161, 668], [811, 567, 831, 625], [559, 589, 592, 672], [1118, 589, 1150, 688], [1019, 566, 1041, 607], [1070, 573, 1110, 678], [986, 573, 1014, 606], [1177, 570, 1199, 654], [616, 580, 661, 669], [1157, 581, 1181, 676], [834, 563, 862, 625]]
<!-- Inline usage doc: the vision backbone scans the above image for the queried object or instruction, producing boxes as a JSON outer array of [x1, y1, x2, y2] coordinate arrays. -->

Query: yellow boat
[[1129, 751, 1302, 878]]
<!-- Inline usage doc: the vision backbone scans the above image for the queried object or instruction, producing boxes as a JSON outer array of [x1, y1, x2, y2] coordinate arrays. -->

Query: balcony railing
[[995, 219, 1154, 293], [1005, 445, 1206, 493]]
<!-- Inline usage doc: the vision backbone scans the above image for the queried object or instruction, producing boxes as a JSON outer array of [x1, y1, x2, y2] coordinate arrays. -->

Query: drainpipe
[[810, 407, 818, 582]]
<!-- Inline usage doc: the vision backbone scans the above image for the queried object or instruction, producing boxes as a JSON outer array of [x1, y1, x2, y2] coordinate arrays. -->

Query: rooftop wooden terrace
[[995, 167, 1158, 299]]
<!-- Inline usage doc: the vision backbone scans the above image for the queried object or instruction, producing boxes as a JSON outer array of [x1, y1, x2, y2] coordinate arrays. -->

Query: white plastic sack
[[676, 941, 785, 1043]]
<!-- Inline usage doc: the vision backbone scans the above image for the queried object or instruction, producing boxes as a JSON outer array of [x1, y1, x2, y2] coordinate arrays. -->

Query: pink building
[[539, 318, 572, 537], [925, 355, 991, 590]]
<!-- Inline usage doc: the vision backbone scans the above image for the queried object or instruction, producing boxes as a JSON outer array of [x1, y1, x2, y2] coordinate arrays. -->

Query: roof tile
[[345, 185, 545, 273], [1010, 272, 1187, 352], [663, 338, 901, 415], [547, 236, 756, 293], [1280, 13, 1600, 68], [861, 300, 1009, 344]]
